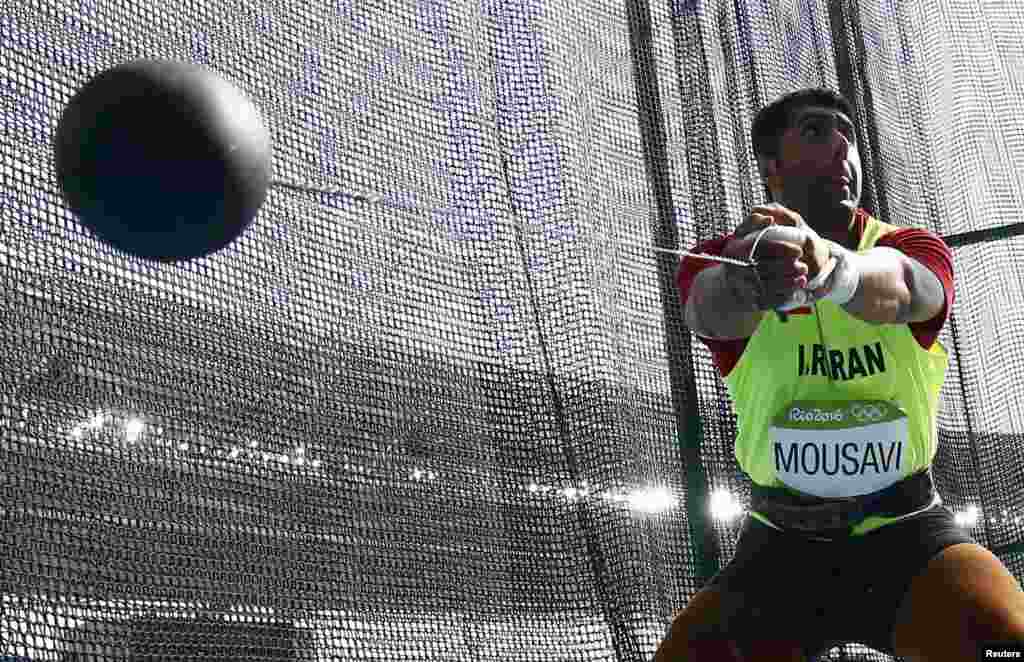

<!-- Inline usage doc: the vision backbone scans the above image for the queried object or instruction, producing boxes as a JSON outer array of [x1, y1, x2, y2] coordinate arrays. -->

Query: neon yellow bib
[[724, 215, 949, 536]]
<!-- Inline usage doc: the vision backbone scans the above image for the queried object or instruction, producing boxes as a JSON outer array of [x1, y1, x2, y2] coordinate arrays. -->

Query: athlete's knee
[[653, 587, 741, 662], [654, 627, 740, 662], [654, 586, 809, 661]]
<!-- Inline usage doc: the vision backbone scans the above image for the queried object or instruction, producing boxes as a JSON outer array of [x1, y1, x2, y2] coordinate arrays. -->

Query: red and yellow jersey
[[676, 209, 955, 535]]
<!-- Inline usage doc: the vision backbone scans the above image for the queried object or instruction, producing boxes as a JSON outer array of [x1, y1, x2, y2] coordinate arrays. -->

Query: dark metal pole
[[624, 0, 720, 586]]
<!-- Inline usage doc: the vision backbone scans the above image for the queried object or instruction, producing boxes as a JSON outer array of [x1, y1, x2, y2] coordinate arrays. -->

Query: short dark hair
[[751, 88, 854, 161]]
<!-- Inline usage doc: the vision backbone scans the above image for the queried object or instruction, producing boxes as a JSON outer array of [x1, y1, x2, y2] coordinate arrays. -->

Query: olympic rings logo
[[849, 403, 887, 423]]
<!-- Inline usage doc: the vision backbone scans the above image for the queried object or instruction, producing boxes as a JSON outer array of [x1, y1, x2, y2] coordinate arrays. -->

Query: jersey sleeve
[[875, 227, 955, 349], [675, 234, 749, 376]]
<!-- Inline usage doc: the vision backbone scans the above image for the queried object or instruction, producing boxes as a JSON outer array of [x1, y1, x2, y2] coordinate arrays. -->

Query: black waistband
[[749, 469, 936, 539]]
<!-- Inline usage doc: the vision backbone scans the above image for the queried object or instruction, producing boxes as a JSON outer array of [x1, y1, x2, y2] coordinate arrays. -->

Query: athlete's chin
[[829, 188, 860, 208], [807, 196, 859, 217]]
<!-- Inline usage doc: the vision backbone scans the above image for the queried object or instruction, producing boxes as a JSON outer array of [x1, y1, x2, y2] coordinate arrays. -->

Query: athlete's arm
[[839, 248, 946, 326], [678, 235, 764, 340]]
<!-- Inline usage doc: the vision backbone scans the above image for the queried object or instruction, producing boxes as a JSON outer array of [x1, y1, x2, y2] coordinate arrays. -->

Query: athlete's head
[[752, 88, 862, 221]]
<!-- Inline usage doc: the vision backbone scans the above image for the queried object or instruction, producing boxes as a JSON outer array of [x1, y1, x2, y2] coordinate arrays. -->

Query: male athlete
[[656, 88, 1024, 660]]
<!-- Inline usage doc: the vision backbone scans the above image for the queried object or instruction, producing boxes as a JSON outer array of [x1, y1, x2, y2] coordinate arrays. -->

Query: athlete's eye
[[802, 122, 825, 140]]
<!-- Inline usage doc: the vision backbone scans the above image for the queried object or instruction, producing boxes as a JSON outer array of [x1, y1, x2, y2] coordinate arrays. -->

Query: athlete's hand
[[747, 204, 832, 280], [721, 211, 809, 312]]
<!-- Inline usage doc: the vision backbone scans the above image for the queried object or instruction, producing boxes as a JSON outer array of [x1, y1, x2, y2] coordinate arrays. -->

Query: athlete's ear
[[758, 156, 781, 201]]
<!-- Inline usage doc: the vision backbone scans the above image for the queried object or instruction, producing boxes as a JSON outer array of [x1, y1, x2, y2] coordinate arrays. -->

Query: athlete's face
[[766, 105, 863, 216]]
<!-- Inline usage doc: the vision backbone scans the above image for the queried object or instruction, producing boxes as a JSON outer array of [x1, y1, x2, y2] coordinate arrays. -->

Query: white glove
[[745, 224, 826, 312]]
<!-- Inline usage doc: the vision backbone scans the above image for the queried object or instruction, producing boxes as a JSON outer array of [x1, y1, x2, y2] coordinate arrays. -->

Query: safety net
[[2, 0, 1023, 660]]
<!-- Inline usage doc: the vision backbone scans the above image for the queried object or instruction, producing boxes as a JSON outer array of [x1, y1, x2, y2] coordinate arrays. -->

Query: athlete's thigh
[[657, 517, 817, 661], [722, 517, 848, 659], [826, 504, 982, 655]]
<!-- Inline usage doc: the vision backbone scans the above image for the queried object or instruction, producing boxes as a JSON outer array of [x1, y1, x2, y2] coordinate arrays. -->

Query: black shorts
[[706, 502, 977, 659]]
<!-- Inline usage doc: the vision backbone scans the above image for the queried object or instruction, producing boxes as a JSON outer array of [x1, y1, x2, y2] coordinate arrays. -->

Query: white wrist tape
[[818, 240, 862, 306], [806, 255, 838, 291]]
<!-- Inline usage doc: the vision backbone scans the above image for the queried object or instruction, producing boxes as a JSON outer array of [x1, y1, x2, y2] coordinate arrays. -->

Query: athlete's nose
[[831, 128, 851, 163]]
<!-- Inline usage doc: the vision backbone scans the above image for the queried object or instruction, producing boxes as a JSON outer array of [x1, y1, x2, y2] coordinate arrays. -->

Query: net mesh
[[1, 0, 1023, 660]]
